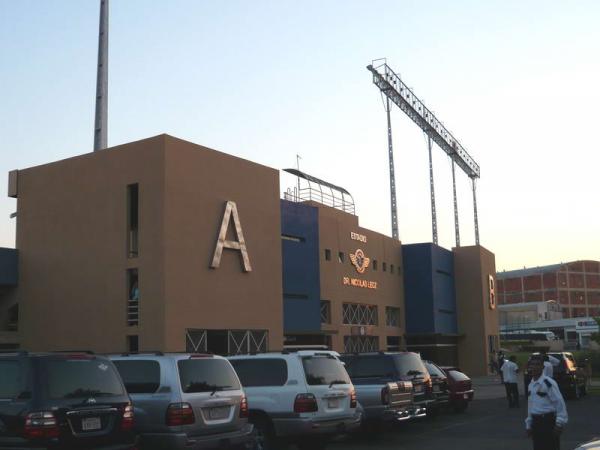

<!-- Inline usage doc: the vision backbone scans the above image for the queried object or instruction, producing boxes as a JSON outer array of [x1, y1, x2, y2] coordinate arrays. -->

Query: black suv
[[523, 352, 587, 399], [0, 351, 137, 450], [341, 352, 434, 418]]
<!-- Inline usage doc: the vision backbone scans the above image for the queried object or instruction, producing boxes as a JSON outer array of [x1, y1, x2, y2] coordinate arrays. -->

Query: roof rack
[[51, 350, 95, 355], [119, 351, 164, 357]]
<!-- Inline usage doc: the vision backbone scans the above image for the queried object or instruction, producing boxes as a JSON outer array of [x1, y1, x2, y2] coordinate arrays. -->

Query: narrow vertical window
[[325, 249, 331, 261], [127, 268, 139, 326], [127, 335, 139, 353], [338, 252, 345, 263], [127, 184, 139, 257]]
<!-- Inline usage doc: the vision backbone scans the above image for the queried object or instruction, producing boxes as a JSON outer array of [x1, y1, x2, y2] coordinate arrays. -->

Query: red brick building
[[497, 261, 600, 318]]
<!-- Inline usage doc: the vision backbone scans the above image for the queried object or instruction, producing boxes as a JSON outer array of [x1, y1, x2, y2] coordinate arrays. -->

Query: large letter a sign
[[210, 201, 252, 272]]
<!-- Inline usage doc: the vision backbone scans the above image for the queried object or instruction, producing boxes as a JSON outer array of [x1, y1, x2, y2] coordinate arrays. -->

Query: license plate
[[327, 398, 340, 408], [208, 406, 230, 420], [81, 417, 101, 431], [463, 394, 469, 399], [414, 385, 423, 393]]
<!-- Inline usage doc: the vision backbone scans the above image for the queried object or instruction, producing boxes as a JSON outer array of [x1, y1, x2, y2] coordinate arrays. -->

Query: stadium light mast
[[93, 0, 109, 151], [367, 60, 481, 246], [385, 97, 399, 241]]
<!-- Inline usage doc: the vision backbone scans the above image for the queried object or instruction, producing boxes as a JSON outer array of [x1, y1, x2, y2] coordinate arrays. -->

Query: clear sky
[[1, 0, 599, 271]]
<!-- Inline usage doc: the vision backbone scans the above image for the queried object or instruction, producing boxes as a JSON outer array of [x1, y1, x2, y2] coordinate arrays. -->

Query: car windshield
[[178, 358, 240, 393], [302, 355, 350, 386], [449, 370, 469, 381], [424, 362, 446, 378], [394, 353, 428, 378], [44, 358, 124, 399]]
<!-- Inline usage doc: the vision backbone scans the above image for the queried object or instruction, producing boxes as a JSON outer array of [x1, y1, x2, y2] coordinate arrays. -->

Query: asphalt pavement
[[328, 380, 600, 450]]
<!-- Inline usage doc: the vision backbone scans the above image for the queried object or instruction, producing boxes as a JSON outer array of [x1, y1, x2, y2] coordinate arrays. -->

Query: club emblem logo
[[350, 249, 370, 274]]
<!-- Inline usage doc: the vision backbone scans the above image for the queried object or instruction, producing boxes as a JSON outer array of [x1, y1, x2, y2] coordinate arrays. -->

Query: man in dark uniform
[[525, 356, 568, 450]]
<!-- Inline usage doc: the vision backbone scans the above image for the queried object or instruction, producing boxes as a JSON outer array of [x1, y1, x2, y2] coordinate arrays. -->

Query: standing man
[[501, 355, 520, 408], [525, 356, 568, 450]]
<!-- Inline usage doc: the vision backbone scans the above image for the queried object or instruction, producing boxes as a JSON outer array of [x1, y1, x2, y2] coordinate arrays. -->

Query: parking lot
[[330, 386, 600, 450]]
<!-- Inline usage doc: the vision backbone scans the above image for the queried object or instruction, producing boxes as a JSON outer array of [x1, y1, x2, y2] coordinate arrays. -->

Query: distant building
[[498, 300, 563, 327], [497, 261, 600, 318]]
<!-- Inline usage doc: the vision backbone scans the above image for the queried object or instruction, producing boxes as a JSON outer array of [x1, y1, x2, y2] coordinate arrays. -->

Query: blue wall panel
[[0, 248, 17, 286], [280, 200, 321, 333], [403, 243, 457, 335]]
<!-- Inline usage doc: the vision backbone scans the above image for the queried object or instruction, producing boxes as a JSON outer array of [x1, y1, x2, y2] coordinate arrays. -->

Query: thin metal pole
[[451, 157, 460, 247], [471, 177, 480, 245], [94, 0, 109, 151], [427, 135, 438, 245], [296, 154, 301, 201], [386, 98, 399, 240]]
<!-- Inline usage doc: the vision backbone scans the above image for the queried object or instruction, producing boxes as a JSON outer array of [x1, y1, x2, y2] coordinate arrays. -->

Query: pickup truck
[[351, 379, 414, 423]]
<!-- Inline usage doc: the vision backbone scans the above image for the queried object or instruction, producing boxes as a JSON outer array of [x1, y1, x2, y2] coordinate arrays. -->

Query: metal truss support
[[386, 97, 399, 240], [451, 157, 460, 247], [471, 177, 480, 245], [94, 0, 109, 151], [427, 135, 438, 245]]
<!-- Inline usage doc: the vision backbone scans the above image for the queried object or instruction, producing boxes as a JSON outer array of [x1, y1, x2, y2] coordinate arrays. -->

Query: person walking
[[501, 355, 520, 408], [525, 355, 568, 450]]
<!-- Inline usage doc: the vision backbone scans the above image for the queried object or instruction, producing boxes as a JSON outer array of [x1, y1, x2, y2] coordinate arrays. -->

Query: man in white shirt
[[501, 355, 520, 408], [525, 356, 568, 450]]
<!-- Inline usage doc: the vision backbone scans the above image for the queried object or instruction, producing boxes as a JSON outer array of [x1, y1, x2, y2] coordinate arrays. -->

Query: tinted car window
[[0, 360, 22, 399], [178, 358, 241, 393], [448, 370, 469, 381], [302, 356, 350, 386], [230, 359, 287, 387], [344, 356, 396, 378], [424, 362, 445, 378], [113, 360, 161, 394], [393, 353, 427, 377], [44, 359, 124, 399]]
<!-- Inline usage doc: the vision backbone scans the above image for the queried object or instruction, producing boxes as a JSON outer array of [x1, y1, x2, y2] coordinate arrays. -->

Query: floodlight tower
[[93, 0, 109, 151], [368, 60, 481, 246]]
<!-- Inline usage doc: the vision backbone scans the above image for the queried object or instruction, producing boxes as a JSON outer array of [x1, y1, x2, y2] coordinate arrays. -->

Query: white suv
[[228, 351, 361, 450]]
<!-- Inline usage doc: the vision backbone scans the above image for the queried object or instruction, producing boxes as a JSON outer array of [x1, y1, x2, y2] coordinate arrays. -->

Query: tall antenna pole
[[386, 97, 399, 240], [93, 0, 109, 151], [471, 177, 480, 245], [427, 135, 438, 245], [451, 157, 460, 247]]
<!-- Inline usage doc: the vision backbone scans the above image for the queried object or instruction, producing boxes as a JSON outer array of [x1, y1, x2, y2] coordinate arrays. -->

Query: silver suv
[[109, 352, 254, 450], [229, 351, 361, 450]]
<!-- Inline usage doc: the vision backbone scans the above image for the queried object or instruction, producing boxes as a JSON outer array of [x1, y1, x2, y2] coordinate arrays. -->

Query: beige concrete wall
[[314, 204, 404, 352], [162, 136, 284, 351], [454, 245, 499, 376], [15, 136, 167, 352]]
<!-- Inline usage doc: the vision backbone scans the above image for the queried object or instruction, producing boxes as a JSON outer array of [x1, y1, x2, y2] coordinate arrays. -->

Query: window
[[424, 361, 445, 378], [338, 252, 345, 263], [44, 359, 125, 399], [343, 336, 379, 353], [343, 303, 378, 325], [113, 360, 160, 394], [392, 353, 428, 378], [230, 359, 288, 387], [390, 264, 394, 274], [0, 360, 23, 399], [127, 335, 139, 352], [372, 260, 378, 271], [386, 307, 400, 327], [344, 355, 396, 378], [177, 359, 241, 393], [127, 184, 139, 258], [386, 336, 401, 352], [382, 262, 387, 272], [302, 355, 350, 386], [320, 300, 331, 324], [127, 269, 139, 326], [325, 249, 331, 261]]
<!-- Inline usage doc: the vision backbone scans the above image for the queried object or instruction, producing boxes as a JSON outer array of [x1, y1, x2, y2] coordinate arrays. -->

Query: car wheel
[[453, 402, 468, 413], [251, 416, 281, 450]]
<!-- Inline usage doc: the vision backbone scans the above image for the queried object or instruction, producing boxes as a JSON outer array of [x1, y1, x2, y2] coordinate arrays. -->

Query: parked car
[[110, 352, 254, 450], [439, 366, 474, 412], [340, 352, 433, 419], [422, 361, 450, 415], [229, 350, 361, 450], [523, 352, 587, 399], [575, 438, 600, 449], [0, 351, 137, 450]]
